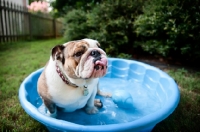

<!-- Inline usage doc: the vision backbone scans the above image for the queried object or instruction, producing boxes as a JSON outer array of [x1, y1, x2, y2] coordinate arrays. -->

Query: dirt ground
[[131, 53, 200, 71]]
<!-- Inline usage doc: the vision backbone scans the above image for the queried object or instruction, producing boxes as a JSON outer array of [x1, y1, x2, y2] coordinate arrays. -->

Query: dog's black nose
[[90, 50, 101, 58]]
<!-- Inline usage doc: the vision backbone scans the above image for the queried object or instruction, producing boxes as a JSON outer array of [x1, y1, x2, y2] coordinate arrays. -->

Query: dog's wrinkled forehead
[[82, 39, 100, 48], [64, 39, 100, 57], [51, 39, 101, 64]]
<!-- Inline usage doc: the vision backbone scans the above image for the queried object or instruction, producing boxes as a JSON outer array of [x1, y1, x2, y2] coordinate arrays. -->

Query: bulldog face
[[52, 39, 108, 79]]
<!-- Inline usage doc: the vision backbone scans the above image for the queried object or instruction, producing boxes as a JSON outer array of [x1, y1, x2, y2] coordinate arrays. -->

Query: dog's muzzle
[[76, 48, 107, 79], [90, 50, 103, 70], [90, 50, 101, 58]]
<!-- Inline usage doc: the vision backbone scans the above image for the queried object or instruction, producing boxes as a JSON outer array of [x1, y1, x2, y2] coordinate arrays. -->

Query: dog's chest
[[48, 78, 98, 112]]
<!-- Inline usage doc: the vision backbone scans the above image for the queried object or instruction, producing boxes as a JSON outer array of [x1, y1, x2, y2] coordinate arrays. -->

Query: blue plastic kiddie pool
[[19, 58, 180, 132]]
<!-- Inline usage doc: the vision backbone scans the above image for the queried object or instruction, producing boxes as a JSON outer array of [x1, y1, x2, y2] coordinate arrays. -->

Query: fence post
[[0, 0, 63, 42], [0, 0, 5, 42]]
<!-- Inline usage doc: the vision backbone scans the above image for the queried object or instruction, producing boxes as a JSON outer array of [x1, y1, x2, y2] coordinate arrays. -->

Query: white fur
[[45, 57, 98, 112], [38, 38, 111, 116], [83, 39, 99, 48]]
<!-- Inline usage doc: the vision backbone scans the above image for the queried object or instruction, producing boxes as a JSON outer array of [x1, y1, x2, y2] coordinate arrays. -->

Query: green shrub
[[63, 9, 90, 41], [117, 53, 132, 59], [134, 0, 200, 60], [51, 0, 102, 17], [63, 0, 145, 56]]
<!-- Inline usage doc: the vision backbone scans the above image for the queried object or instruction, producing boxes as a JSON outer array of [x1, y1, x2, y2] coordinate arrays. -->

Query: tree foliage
[[62, 0, 200, 62], [64, 0, 145, 55], [134, 0, 200, 60], [51, 0, 102, 17]]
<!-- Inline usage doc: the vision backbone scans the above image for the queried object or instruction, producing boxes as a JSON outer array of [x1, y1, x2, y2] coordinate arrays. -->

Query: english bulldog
[[37, 39, 111, 117]]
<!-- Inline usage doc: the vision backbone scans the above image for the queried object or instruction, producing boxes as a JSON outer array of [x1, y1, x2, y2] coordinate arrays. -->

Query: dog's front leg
[[43, 98, 57, 117], [85, 87, 98, 114]]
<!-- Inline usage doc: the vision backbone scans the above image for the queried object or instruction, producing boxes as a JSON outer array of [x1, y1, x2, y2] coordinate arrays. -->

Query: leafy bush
[[117, 53, 132, 59], [63, 9, 90, 40], [134, 0, 200, 60], [63, 0, 145, 56], [51, 0, 102, 17]]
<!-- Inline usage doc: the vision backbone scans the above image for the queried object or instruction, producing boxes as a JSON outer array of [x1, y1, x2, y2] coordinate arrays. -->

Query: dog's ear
[[96, 42, 101, 48], [51, 45, 65, 64]]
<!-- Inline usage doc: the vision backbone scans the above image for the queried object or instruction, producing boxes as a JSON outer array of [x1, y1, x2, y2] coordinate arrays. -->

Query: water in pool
[[37, 77, 163, 125]]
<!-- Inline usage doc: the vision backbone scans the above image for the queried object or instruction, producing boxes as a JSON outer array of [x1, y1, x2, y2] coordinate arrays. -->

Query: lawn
[[0, 38, 65, 131], [0, 38, 200, 131]]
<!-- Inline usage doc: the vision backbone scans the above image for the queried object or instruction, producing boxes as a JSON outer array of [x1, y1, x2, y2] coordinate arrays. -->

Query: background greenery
[[63, 0, 145, 56], [1, 0, 200, 131], [51, 0, 102, 17], [60, 0, 200, 63], [0, 39, 64, 131], [134, 0, 200, 61]]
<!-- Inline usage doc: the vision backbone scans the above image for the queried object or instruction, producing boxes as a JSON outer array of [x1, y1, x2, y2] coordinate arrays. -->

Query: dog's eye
[[74, 51, 83, 57]]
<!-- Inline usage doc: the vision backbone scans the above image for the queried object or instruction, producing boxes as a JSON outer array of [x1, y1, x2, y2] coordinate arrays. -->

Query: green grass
[[0, 38, 65, 131], [153, 68, 200, 131], [0, 38, 200, 131]]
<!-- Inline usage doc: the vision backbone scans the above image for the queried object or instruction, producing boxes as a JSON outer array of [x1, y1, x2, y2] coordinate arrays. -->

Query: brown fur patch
[[94, 99, 103, 108], [64, 40, 89, 57], [62, 40, 90, 78], [37, 68, 57, 113], [63, 58, 78, 78], [51, 45, 65, 61], [37, 68, 51, 100], [97, 42, 101, 48]]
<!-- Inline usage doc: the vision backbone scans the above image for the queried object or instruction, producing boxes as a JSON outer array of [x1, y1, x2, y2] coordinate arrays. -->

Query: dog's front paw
[[46, 110, 57, 118], [94, 99, 103, 108], [85, 106, 98, 114], [38, 104, 57, 118]]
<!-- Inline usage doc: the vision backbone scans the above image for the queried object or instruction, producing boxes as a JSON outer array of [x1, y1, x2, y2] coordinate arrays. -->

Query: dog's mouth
[[94, 58, 107, 70], [90, 57, 108, 78]]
